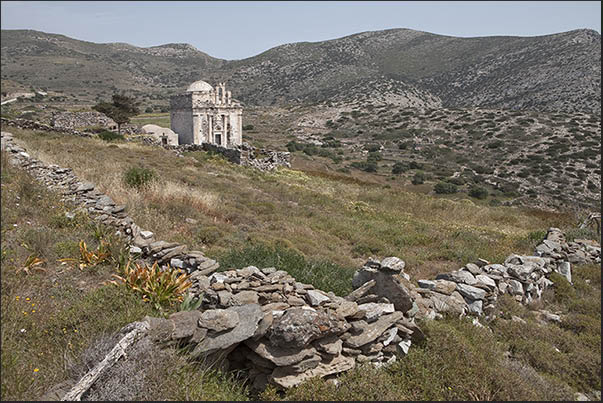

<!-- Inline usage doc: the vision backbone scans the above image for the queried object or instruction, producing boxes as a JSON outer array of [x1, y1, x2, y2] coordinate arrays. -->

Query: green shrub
[[468, 186, 489, 199], [351, 161, 378, 172], [366, 152, 382, 163], [243, 124, 254, 131], [392, 162, 406, 175], [549, 272, 576, 303], [411, 171, 425, 185], [447, 177, 465, 186], [98, 131, 124, 142], [434, 182, 458, 194], [123, 166, 157, 190], [409, 161, 423, 170]]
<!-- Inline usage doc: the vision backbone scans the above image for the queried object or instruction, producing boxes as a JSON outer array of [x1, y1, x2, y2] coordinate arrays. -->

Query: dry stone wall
[[2, 129, 601, 394], [1, 117, 95, 137], [1, 131, 219, 276], [52, 111, 117, 130]]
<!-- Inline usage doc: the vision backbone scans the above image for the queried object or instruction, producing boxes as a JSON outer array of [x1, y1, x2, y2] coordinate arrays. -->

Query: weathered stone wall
[[51, 112, 140, 135], [1, 117, 139, 137], [1, 117, 94, 137], [1, 131, 219, 276], [52, 111, 117, 130]]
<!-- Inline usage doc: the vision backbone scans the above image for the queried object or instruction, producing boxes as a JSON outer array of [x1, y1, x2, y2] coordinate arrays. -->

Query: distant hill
[[1, 28, 600, 113]]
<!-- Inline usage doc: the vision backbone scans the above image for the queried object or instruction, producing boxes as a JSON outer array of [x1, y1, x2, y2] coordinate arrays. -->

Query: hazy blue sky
[[1, 1, 601, 60]]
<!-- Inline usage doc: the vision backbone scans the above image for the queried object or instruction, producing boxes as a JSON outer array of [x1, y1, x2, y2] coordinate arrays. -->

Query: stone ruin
[[51, 111, 140, 135], [153, 141, 292, 172], [1, 131, 601, 397]]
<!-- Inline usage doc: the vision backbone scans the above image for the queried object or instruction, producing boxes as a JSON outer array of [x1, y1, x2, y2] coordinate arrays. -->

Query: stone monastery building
[[170, 80, 243, 147]]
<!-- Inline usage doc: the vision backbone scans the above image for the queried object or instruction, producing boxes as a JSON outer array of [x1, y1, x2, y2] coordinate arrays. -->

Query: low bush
[[468, 186, 489, 199], [350, 161, 377, 173], [392, 162, 406, 174], [98, 131, 124, 142], [123, 166, 157, 190], [434, 182, 458, 194], [411, 171, 425, 185], [110, 261, 192, 310]]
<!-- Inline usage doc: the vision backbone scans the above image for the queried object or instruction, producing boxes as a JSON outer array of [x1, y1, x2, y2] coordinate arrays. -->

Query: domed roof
[[186, 80, 214, 92]]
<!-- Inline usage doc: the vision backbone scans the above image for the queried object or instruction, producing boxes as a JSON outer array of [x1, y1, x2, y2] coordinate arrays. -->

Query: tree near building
[[93, 94, 140, 134]]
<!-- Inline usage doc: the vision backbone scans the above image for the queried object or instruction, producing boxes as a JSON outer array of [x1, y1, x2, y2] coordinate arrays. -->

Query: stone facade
[[170, 80, 243, 147]]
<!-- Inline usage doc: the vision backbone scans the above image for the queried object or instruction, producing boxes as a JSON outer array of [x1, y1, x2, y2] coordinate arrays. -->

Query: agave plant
[[110, 260, 192, 310], [58, 240, 111, 270], [17, 254, 46, 275]]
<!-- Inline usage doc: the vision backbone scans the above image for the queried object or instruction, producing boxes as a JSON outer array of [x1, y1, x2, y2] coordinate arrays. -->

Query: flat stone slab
[[191, 304, 263, 357], [306, 290, 330, 306], [357, 302, 395, 323], [456, 283, 487, 300], [435, 270, 477, 285], [244, 338, 317, 367], [269, 354, 355, 389], [198, 309, 240, 332], [344, 311, 403, 348]]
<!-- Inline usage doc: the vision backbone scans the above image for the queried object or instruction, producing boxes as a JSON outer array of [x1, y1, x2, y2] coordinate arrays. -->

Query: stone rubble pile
[[147, 257, 423, 390], [1, 131, 219, 275], [535, 227, 601, 264]]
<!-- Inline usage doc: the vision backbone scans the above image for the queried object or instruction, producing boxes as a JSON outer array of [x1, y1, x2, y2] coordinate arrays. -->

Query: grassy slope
[[9, 127, 577, 278], [2, 128, 600, 400], [0, 150, 248, 401]]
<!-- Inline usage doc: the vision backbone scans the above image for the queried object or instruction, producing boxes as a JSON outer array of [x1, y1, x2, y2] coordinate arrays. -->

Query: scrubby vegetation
[[2, 126, 600, 401]]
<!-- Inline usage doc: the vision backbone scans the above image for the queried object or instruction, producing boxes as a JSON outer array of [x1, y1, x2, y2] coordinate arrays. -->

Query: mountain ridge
[[1, 28, 600, 113]]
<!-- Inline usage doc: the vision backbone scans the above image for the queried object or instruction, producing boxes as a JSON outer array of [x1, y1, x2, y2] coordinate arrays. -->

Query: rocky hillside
[[0, 29, 224, 99], [1, 28, 600, 113]]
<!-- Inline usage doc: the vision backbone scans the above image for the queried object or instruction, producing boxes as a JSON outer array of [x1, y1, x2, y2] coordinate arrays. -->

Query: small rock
[[465, 263, 482, 275], [357, 302, 395, 322], [396, 339, 412, 355], [306, 289, 331, 306], [140, 230, 154, 240], [170, 258, 185, 269], [555, 261, 572, 284], [456, 283, 487, 300], [379, 257, 405, 272], [417, 279, 436, 289]]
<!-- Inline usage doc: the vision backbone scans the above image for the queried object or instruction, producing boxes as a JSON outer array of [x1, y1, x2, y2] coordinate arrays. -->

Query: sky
[[1, 1, 601, 60]]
